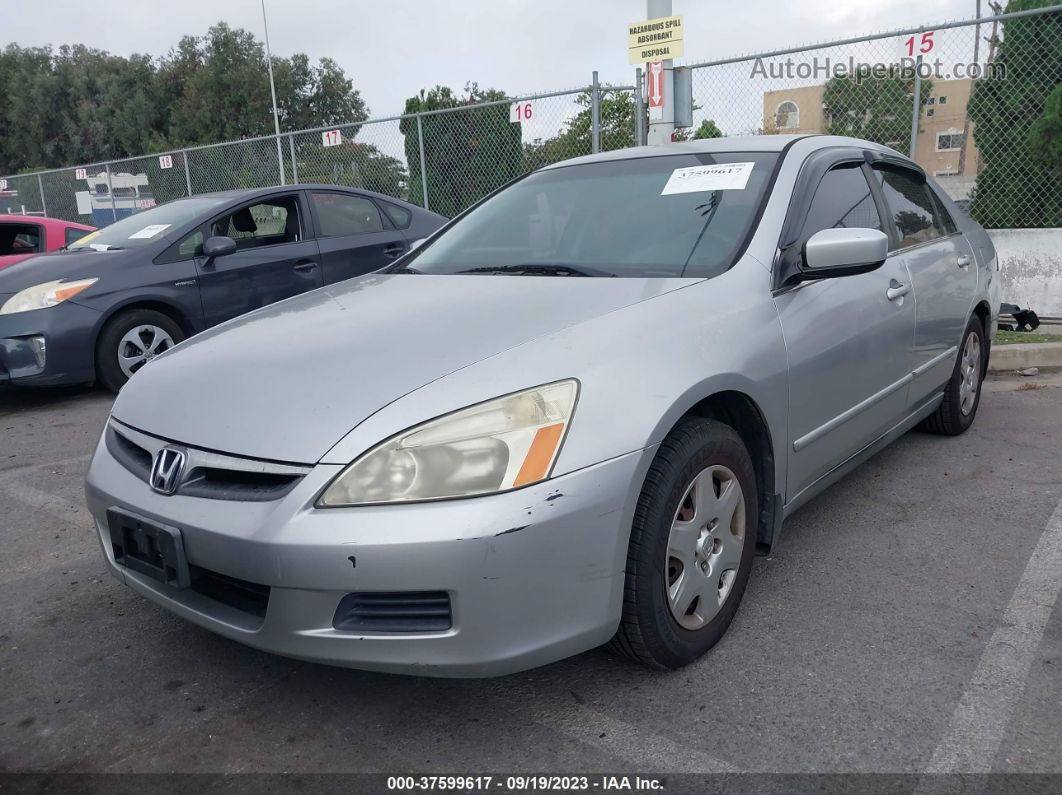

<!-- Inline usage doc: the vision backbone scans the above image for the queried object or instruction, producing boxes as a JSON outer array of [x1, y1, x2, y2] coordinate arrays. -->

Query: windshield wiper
[[455, 263, 616, 277]]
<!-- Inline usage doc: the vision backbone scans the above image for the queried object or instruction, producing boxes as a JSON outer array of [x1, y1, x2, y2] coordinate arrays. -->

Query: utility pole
[[261, 0, 286, 185], [646, 0, 674, 145]]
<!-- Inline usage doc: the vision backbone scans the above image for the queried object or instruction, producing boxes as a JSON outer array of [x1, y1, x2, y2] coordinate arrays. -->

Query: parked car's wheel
[[611, 417, 757, 669], [918, 314, 986, 436], [96, 309, 184, 392]]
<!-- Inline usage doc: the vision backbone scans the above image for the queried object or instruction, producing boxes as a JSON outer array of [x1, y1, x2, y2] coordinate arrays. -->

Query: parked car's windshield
[[68, 196, 227, 251], [405, 152, 779, 278]]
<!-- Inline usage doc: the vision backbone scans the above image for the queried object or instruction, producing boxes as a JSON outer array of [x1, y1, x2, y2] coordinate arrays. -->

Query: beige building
[[762, 79, 981, 201]]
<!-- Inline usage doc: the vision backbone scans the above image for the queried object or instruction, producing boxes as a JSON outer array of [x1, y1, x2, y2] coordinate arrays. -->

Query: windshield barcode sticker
[[128, 224, 172, 239], [661, 162, 754, 195]]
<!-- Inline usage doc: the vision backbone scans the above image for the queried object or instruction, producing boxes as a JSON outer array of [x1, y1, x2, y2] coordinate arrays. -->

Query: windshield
[[69, 196, 227, 251], [405, 152, 778, 278]]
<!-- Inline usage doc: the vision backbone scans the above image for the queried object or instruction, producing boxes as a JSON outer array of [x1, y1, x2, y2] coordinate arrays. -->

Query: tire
[[95, 309, 184, 393], [611, 417, 758, 670], [918, 314, 986, 436]]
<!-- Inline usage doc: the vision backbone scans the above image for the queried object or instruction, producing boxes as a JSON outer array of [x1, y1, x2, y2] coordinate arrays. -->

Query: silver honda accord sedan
[[85, 135, 999, 677]]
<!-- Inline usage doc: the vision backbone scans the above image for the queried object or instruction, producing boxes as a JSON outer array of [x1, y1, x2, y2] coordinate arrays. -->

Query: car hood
[[0, 253, 36, 270], [0, 248, 135, 291], [111, 273, 692, 464]]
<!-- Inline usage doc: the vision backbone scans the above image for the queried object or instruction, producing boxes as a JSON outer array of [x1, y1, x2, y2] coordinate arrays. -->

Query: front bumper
[[84, 428, 652, 677], [0, 299, 100, 386]]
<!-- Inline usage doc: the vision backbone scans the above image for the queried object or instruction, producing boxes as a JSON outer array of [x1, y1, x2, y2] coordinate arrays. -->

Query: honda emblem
[[149, 447, 186, 495]]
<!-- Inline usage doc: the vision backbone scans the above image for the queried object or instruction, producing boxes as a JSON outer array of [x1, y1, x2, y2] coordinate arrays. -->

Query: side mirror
[[408, 238, 426, 251], [802, 228, 888, 279], [202, 236, 237, 259]]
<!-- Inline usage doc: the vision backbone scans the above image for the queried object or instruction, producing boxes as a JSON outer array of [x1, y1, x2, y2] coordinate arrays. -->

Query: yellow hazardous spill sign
[[627, 15, 684, 64]]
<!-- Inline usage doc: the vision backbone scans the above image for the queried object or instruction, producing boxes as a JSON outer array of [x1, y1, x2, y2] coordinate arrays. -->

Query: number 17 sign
[[322, 129, 342, 147]]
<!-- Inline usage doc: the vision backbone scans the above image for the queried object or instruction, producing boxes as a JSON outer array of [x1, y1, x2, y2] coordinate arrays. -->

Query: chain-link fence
[[680, 4, 1061, 228], [1, 5, 1057, 231], [0, 79, 636, 227]]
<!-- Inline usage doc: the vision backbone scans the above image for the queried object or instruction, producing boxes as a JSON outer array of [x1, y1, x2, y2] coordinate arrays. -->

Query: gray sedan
[[84, 135, 999, 676]]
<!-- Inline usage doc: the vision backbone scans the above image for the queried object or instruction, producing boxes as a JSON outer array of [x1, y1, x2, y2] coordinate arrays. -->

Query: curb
[[988, 341, 1062, 372]]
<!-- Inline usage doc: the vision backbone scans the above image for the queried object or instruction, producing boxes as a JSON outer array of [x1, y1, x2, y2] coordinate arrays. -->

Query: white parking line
[[532, 703, 738, 773], [925, 492, 1062, 774]]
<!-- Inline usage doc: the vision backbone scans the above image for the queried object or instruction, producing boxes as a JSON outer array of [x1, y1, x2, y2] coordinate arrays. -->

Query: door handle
[[292, 260, 318, 273], [383, 243, 406, 259], [956, 254, 971, 268], [886, 280, 911, 302]]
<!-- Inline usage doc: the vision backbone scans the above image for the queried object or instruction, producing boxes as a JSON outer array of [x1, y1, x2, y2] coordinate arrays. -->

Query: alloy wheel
[[118, 325, 175, 379]]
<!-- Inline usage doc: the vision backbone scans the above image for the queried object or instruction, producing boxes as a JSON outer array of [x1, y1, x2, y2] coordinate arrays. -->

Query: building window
[[939, 96, 948, 104], [775, 101, 799, 130], [936, 131, 964, 151], [926, 108, 935, 117], [926, 97, 936, 105]]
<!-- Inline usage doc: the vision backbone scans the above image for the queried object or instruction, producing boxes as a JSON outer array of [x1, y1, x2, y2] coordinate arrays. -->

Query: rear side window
[[0, 223, 42, 254], [311, 192, 385, 236], [799, 164, 883, 241], [65, 227, 91, 247], [382, 202, 412, 229], [874, 168, 947, 250]]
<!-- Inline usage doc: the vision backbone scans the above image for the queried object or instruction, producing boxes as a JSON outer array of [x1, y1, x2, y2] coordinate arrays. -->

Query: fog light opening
[[29, 336, 46, 369]]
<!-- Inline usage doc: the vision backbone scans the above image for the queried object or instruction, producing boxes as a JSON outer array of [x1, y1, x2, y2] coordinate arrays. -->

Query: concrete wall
[[990, 228, 1062, 317]]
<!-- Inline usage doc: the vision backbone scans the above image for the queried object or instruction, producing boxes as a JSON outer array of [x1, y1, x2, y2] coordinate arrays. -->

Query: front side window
[[69, 196, 226, 251], [799, 164, 883, 241], [211, 196, 302, 250], [311, 192, 384, 236], [875, 167, 946, 250], [405, 152, 779, 279]]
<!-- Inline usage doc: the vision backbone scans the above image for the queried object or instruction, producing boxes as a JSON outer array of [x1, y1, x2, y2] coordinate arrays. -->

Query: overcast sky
[[6, 0, 983, 119]]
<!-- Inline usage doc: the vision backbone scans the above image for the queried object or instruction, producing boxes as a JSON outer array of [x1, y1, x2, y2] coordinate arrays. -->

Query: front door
[[196, 193, 322, 327], [775, 161, 918, 501], [307, 191, 408, 284], [872, 165, 978, 405]]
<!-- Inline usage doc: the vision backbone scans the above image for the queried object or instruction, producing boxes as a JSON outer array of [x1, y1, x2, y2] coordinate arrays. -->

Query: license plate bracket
[[107, 508, 190, 589]]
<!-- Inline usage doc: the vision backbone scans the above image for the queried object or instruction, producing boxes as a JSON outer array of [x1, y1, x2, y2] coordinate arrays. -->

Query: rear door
[[307, 190, 408, 284], [775, 156, 918, 501], [871, 165, 977, 405], [195, 192, 322, 327]]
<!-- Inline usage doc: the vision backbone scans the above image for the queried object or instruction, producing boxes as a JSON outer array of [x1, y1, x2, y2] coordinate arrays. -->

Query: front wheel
[[918, 314, 986, 436], [610, 417, 757, 670], [95, 309, 184, 392]]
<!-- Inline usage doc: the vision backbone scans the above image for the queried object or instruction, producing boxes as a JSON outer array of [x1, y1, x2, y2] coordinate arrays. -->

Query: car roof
[[192, 184, 423, 210], [0, 214, 94, 230], [540, 134, 905, 170]]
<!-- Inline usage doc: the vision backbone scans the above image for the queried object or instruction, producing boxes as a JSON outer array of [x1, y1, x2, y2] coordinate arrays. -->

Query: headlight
[[0, 279, 99, 315], [317, 380, 579, 507]]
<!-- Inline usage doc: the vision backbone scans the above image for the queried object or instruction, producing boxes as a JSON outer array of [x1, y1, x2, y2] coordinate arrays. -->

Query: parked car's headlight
[[0, 279, 98, 315], [317, 380, 579, 507]]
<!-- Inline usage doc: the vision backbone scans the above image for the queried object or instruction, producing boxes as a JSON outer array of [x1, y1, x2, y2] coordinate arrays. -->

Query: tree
[[523, 88, 638, 171], [399, 84, 522, 218], [294, 140, 406, 198], [671, 118, 724, 142], [968, 0, 1062, 227], [822, 72, 932, 155], [0, 24, 369, 175]]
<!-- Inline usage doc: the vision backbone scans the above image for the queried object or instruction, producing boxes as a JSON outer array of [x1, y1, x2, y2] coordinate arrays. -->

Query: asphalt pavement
[[1, 373, 1060, 781]]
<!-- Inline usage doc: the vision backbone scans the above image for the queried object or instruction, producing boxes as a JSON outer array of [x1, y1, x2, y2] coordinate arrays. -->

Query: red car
[[0, 215, 96, 269]]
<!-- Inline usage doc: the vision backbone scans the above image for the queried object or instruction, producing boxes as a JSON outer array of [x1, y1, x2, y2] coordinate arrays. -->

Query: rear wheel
[[918, 314, 985, 436], [611, 418, 757, 669], [95, 309, 184, 392]]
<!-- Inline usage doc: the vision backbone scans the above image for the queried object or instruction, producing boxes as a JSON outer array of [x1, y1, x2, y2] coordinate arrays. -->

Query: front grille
[[106, 421, 310, 502], [189, 565, 271, 620], [332, 592, 453, 633]]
